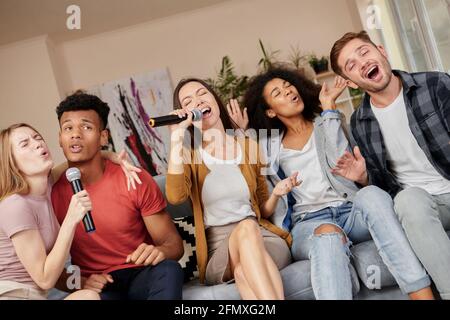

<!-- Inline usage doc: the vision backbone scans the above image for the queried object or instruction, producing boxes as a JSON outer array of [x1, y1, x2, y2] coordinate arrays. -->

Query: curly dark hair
[[243, 67, 322, 136], [56, 90, 110, 129]]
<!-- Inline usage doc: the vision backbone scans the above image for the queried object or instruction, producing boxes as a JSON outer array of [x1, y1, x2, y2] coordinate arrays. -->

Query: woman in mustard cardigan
[[165, 78, 299, 300]]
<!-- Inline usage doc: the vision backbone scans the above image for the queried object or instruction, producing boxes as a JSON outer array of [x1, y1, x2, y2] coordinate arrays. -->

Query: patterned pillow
[[173, 215, 199, 282]]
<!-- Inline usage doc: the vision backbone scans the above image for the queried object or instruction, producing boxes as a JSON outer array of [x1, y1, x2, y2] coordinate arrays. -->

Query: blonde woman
[[0, 123, 139, 300]]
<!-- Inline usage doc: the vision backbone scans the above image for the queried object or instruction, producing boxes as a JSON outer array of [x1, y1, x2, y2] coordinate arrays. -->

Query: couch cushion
[[173, 215, 199, 282], [182, 260, 360, 300], [154, 174, 193, 218], [183, 279, 241, 300], [351, 240, 396, 289]]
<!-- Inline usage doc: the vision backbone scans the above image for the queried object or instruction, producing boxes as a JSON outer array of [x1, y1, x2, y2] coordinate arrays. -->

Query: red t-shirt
[[51, 160, 166, 276]]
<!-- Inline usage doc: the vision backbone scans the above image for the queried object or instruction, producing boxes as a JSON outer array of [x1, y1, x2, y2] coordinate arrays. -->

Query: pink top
[[0, 185, 60, 287]]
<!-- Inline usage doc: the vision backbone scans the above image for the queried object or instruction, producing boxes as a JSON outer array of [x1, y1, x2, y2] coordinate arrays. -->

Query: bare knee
[[313, 224, 347, 244], [237, 218, 259, 232], [80, 289, 100, 300], [234, 219, 260, 241], [314, 223, 343, 235], [66, 289, 100, 300]]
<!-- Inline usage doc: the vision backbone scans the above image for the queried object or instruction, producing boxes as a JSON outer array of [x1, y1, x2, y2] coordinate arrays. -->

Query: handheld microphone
[[65, 167, 96, 233], [148, 108, 203, 127]]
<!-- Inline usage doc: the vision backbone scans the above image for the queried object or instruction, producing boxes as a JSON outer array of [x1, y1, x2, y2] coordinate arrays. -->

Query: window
[[391, 0, 450, 73]]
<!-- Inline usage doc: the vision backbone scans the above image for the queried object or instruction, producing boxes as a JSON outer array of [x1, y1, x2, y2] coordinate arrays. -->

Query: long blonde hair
[[0, 123, 42, 201]]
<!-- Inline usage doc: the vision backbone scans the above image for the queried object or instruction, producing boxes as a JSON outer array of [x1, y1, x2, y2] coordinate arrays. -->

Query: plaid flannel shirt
[[350, 70, 450, 197]]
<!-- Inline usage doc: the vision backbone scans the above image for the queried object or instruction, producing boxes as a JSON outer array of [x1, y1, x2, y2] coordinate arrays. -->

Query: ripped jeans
[[290, 186, 430, 300]]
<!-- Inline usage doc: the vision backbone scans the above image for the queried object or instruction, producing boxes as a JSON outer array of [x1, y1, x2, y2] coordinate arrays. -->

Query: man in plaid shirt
[[328, 31, 450, 299]]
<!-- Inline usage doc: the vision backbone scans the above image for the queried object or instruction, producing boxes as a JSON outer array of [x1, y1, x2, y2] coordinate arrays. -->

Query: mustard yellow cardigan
[[166, 136, 292, 283]]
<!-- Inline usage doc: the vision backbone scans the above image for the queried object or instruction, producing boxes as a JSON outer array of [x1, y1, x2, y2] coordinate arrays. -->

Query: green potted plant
[[257, 39, 280, 72], [309, 54, 329, 74], [205, 55, 249, 103]]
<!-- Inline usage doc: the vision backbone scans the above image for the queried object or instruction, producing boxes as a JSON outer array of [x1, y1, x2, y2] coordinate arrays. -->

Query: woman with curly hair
[[229, 67, 433, 300]]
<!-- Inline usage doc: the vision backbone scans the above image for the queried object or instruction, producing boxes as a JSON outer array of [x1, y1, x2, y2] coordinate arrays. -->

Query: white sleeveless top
[[279, 133, 345, 218], [200, 145, 256, 228]]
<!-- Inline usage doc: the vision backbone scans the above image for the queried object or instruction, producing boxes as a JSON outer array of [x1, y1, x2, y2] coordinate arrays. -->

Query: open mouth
[[70, 144, 83, 153], [40, 150, 49, 158], [366, 65, 380, 81], [201, 107, 212, 118], [291, 95, 299, 103]]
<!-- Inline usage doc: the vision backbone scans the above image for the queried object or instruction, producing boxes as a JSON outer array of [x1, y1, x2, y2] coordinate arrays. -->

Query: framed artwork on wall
[[89, 68, 173, 176]]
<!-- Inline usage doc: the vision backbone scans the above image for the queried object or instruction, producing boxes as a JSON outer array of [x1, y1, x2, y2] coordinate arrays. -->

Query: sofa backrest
[[153, 174, 193, 218]]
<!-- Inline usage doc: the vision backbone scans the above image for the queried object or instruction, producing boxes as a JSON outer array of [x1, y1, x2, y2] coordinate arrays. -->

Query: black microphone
[[65, 167, 96, 233], [148, 108, 203, 127]]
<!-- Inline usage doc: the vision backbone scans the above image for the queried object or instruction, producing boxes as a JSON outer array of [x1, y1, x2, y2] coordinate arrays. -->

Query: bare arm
[[166, 109, 194, 205], [319, 77, 352, 162], [260, 172, 301, 218], [252, 139, 300, 218], [12, 229, 74, 290], [167, 109, 193, 175], [11, 191, 91, 290], [260, 193, 282, 219], [143, 211, 184, 261], [125, 211, 184, 266]]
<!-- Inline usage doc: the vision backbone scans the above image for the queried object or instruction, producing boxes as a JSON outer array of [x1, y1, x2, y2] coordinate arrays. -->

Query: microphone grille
[[192, 108, 203, 121], [66, 167, 81, 182]]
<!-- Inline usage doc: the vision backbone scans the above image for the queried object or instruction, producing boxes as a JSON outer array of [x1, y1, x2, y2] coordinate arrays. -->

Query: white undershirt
[[279, 133, 345, 218], [371, 89, 450, 195], [200, 145, 255, 228]]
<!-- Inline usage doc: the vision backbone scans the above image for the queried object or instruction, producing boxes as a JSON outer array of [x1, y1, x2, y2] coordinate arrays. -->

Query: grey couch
[[49, 175, 446, 300], [153, 175, 411, 300]]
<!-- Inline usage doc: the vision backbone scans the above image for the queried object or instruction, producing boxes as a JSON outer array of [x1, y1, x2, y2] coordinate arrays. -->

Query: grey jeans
[[394, 187, 450, 300]]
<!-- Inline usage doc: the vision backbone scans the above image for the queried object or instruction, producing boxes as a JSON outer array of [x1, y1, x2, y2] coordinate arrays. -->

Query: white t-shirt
[[279, 133, 345, 218], [200, 145, 255, 228], [371, 89, 450, 195]]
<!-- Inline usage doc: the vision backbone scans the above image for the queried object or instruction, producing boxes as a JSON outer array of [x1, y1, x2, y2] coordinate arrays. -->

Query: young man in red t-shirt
[[51, 91, 184, 300]]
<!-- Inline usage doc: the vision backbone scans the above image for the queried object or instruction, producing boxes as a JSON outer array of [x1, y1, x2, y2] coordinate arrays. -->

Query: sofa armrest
[[153, 174, 193, 218]]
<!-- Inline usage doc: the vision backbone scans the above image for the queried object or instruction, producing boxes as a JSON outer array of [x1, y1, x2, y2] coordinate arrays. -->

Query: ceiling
[[0, 0, 231, 46]]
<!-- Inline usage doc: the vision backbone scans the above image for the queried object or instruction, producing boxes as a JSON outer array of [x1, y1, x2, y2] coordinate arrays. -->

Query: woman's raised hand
[[272, 171, 302, 197], [319, 76, 348, 110], [227, 99, 248, 130]]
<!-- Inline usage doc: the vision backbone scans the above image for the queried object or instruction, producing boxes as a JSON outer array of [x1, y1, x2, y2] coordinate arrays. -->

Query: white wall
[[0, 36, 65, 163], [1, 0, 363, 163], [57, 0, 362, 91]]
